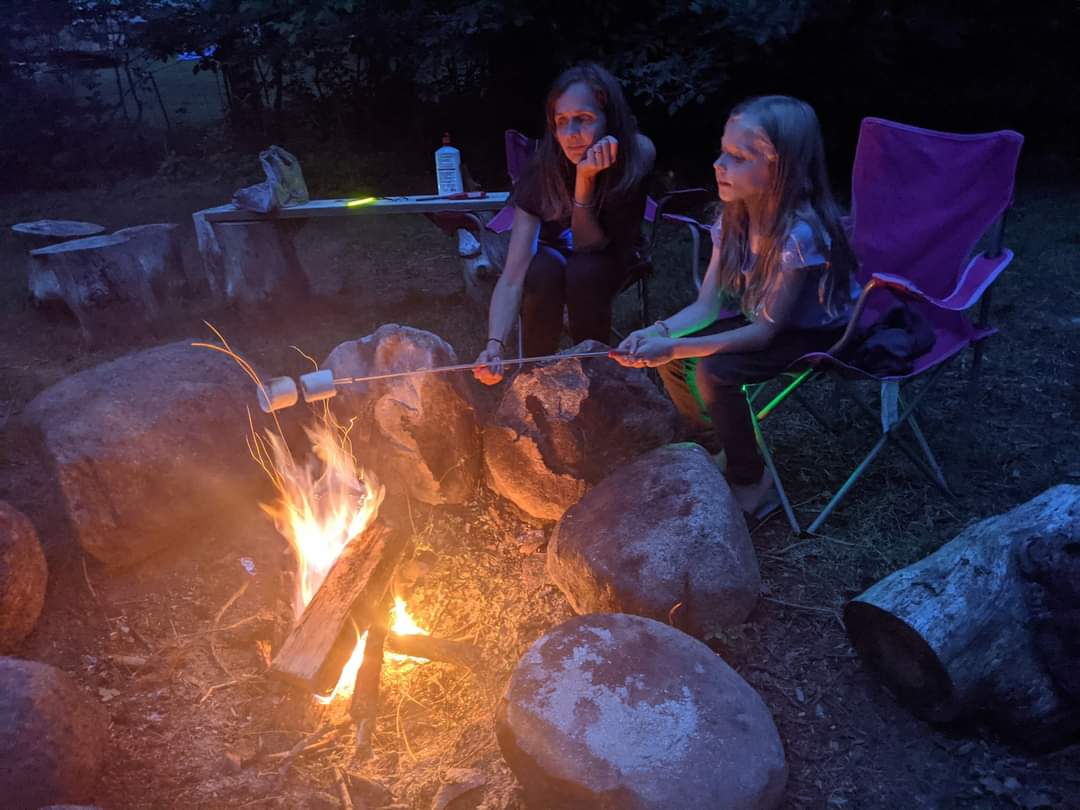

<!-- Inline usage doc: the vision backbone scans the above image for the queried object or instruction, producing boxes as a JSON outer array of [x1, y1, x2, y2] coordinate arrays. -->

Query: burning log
[[385, 633, 482, 671], [350, 594, 391, 743], [271, 521, 407, 694]]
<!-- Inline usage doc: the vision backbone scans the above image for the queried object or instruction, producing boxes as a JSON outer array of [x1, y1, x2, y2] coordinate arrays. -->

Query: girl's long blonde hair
[[716, 95, 855, 320]]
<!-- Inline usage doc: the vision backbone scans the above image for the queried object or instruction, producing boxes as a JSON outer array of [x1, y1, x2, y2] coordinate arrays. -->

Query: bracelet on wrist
[[572, 197, 597, 209], [486, 337, 505, 350]]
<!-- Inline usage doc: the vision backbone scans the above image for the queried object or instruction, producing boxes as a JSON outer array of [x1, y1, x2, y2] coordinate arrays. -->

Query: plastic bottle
[[435, 132, 463, 196]]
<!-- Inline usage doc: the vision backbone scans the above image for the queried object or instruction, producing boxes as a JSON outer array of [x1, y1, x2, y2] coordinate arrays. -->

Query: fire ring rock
[[496, 613, 787, 809], [548, 443, 760, 636], [0, 657, 107, 808], [0, 502, 48, 652], [24, 341, 272, 566], [483, 341, 678, 522], [323, 324, 481, 505]]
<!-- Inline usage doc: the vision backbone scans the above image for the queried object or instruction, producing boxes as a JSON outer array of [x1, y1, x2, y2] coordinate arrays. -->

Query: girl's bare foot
[[730, 468, 776, 516]]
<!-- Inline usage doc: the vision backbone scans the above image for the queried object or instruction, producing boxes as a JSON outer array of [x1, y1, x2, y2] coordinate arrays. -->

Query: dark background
[[3, 1, 1077, 194]]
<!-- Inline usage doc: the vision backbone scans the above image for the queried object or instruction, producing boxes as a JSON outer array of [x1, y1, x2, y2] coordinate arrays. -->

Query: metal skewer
[[258, 350, 614, 413], [331, 350, 612, 385]]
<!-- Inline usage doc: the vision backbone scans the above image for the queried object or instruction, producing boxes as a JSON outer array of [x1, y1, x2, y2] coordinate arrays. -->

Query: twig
[[265, 736, 337, 761], [81, 554, 112, 625], [210, 581, 251, 678], [333, 766, 354, 810], [762, 595, 840, 617], [199, 674, 258, 704], [179, 614, 262, 639], [272, 720, 349, 789]]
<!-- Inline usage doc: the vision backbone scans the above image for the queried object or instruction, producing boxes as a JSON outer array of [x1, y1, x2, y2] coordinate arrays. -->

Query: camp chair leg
[[746, 392, 801, 535], [808, 434, 889, 534], [905, 414, 950, 493]]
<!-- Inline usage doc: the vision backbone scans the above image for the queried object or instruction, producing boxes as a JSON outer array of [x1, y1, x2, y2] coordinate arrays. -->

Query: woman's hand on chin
[[576, 135, 619, 180]]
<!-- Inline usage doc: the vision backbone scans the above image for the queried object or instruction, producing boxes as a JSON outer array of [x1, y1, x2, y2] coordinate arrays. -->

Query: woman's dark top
[[511, 158, 647, 265]]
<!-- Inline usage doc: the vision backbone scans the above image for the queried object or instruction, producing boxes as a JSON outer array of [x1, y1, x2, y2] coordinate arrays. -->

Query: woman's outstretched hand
[[610, 335, 679, 368], [576, 135, 619, 181], [473, 347, 505, 385]]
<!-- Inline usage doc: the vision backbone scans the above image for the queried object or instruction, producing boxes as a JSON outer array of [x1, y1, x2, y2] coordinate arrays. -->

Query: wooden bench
[[192, 194, 509, 304]]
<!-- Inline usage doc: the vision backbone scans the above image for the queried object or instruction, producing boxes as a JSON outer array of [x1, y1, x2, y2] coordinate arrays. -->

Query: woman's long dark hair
[[531, 63, 650, 221], [716, 95, 856, 320]]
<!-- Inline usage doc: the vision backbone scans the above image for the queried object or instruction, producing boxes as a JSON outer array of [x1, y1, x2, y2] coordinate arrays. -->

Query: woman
[[473, 63, 655, 383]]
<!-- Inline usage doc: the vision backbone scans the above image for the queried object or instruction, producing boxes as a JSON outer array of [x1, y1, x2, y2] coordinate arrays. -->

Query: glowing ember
[[258, 416, 428, 702]]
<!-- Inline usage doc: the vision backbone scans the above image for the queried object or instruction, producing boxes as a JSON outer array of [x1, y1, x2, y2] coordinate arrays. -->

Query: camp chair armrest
[[869, 248, 1014, 312], [647, 188, 711, 250], [826, 275, 923, 356]]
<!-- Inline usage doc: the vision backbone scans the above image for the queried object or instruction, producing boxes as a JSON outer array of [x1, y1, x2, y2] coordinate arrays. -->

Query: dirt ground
[[1, 164, 1078, 810]]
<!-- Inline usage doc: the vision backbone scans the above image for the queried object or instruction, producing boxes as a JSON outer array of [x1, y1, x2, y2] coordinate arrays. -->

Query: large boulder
[[0, 657, 107, 808], [496, 614, 787, 810], [323, 325, 481, 505], [483, 341, 678, 522], [0, 502, 48, 651], [548, 443, 760, 636], [24, 341, 271, 566]]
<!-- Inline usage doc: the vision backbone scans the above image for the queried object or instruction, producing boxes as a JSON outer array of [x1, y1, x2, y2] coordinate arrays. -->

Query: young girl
[[474, 63, 655, 383], [613, 95, 858, 515]]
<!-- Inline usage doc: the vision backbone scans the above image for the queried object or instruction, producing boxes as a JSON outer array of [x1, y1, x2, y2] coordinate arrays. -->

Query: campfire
[[250, 406, 479, 740]]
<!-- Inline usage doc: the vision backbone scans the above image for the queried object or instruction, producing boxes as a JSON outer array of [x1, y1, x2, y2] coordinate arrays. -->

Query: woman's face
[[713, 115, 775, 204], [552, 81, 607, 164]]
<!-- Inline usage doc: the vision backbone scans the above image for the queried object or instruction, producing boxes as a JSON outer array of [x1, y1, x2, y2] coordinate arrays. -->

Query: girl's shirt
[[712, 218, 860, 330], [511, 159, 647, 264]]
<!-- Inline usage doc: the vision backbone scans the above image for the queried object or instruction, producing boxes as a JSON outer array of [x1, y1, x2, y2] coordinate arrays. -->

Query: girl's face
[[552, 82, 607, 164], [713, 115, 776, 204]]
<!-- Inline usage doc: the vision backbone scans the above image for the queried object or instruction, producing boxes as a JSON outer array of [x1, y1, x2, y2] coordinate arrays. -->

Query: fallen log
[[271, 521, 407, 694], [843, 484, 1080, 750], [385, 633, 482, 671]]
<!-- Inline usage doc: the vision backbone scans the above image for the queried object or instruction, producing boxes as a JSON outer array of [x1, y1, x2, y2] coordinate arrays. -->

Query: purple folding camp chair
[[747, 117, 1024, 533]]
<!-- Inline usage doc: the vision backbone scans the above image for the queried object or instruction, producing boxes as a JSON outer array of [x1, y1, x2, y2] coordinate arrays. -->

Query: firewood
[[350, 594, 391, 740], [271, 521, 406, 693], [385, 633, 482, 671]]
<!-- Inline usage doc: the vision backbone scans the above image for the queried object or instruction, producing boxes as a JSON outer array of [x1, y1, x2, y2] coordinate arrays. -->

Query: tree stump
[[28, 233, 160, 343], [844, 484, 1080, 750], [112, 223, 189, 300], [214, 220, 309, 304], [14, 221, 105, 308]]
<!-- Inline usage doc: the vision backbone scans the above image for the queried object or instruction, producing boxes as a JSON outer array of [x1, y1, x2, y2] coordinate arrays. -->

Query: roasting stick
[[332, 349, 612, 386], [258, 350, 613, 412]]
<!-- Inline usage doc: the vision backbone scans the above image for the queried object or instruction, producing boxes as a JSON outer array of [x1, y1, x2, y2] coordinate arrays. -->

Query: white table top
[[197, 192, 510, 223]]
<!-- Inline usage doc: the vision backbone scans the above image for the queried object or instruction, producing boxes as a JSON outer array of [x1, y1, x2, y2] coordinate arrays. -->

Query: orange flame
[[259, 416, 427, 702]]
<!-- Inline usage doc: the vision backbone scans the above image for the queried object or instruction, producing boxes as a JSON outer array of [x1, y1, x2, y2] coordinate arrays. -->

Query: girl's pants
[[658, 317, 844, 485], [521, 246, 632, 356]]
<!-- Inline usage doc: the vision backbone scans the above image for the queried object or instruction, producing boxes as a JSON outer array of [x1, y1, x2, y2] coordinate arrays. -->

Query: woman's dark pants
[[520, 246, 630, 356], [658, 317, 843, 485]]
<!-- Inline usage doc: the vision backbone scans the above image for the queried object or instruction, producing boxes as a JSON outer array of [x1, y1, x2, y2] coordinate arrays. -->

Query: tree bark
[[844, 485, 1080, 750]]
